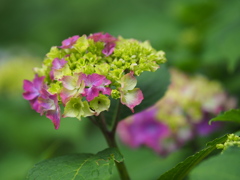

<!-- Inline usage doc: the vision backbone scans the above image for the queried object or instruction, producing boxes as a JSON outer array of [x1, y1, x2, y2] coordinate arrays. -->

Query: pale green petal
[[120, 72, 137, 91], [73, 35, 89, 53], [90, 94, 110, 115]]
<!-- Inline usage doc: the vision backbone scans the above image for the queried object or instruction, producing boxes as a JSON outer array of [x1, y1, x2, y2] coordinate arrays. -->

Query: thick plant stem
[[96, 114, 131, 180]]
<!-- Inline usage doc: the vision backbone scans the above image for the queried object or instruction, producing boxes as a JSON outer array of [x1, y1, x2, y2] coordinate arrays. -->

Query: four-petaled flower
[[119, 71, 144, 112], [82, 73, 112, 101], [60, 73, 86, 105]]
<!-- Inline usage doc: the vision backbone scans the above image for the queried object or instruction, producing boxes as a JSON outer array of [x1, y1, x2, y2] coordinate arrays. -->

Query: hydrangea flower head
[[23, 32, 166, 129], [117, 68, 237, 156]]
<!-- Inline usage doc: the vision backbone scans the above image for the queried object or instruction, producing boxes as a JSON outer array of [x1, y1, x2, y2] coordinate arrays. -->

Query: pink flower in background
[[59, 35, 79, 49], [82, 73, 112, 101], [88, 32, 117, 56], [117, 68, 237, 156], [194, 111, 222, 136], [117, 108, 171, 155]]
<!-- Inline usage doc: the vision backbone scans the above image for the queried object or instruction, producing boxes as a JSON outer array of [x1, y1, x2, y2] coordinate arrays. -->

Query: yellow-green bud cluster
[[216, 134, 240, 151]]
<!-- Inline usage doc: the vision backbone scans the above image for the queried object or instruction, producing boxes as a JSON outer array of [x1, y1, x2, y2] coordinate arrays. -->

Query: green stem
[[96, 113, 131, 180]]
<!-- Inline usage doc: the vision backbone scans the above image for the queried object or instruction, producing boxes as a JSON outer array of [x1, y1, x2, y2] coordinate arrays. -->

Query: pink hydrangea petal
[[60, 88, 77, 105], [102, 43, 115, 56], [84, 73, 105, 87], [23, 80, 39, 100], [121, 88, 144, 112], [32, 75, 46, 90], [84, 87, 99, 101], [23, 75, 46, 100], [50, 58, 68, 80], [97, 86, 112, 95], [46, 109, 61, 129], [29, 98, 42, 113], [102, 77, 111, 86], [88, 32, 103, 42], [88, 33, 117, 56], [59, 35, 79, 49], [52, 58, 67, 70]]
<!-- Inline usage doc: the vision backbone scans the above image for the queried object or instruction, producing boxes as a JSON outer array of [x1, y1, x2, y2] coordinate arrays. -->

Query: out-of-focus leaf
[[210, 109, 240, 124], [27, 148, 123, 180], [189, 146, 240, 180], [158, 135, 227, 180], [202, 1, 240, 72]]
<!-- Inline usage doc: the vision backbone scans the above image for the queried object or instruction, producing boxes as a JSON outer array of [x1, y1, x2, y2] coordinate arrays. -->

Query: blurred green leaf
[[210, 109, 240, 124], [27, 148, 123, 180], [189, 146, 240, 180], [158, 134, 227, 180]]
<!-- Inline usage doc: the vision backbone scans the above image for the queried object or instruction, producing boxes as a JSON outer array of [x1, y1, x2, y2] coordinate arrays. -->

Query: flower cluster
[[117, 68, 237, 156], [23, 33, 166, 129], [216, 134, 240, 151]]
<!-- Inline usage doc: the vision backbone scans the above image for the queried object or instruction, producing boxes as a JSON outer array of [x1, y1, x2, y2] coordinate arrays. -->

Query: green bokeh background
[[0, 0, 240, 179]]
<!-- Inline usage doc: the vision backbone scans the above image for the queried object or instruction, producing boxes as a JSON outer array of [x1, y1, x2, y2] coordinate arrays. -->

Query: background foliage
[[0, 0, 240, 179]]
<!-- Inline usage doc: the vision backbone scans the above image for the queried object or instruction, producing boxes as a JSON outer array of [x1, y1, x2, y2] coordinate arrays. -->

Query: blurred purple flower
[[117, 108, 171, 155], [195, 111, 222, 136]]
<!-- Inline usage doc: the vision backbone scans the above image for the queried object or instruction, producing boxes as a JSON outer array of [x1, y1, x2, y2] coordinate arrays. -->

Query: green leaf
[[189, 146, 240, 180], [158, 135, 228, 180], [209, 109, 240, 124], [26, 148, 123, 180]]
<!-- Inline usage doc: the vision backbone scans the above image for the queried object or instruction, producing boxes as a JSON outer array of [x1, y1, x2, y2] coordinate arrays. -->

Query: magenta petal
[[23, 75, 46, 100], [32, 75, 46, 90], [23, 80, 39, 100], [102, 43, 115, 56], [60, 88, 75, 105], [59, 35, 79, 49], [50, 58, 68, 80], [52, 58, 67, 70], [84, 73, 105, 86], [88, 33, 117, 56], [46, 110, 61, 129], [84, 87, 99, 101], [98, 86, 112, 95], [29, 98, 42, 113]]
